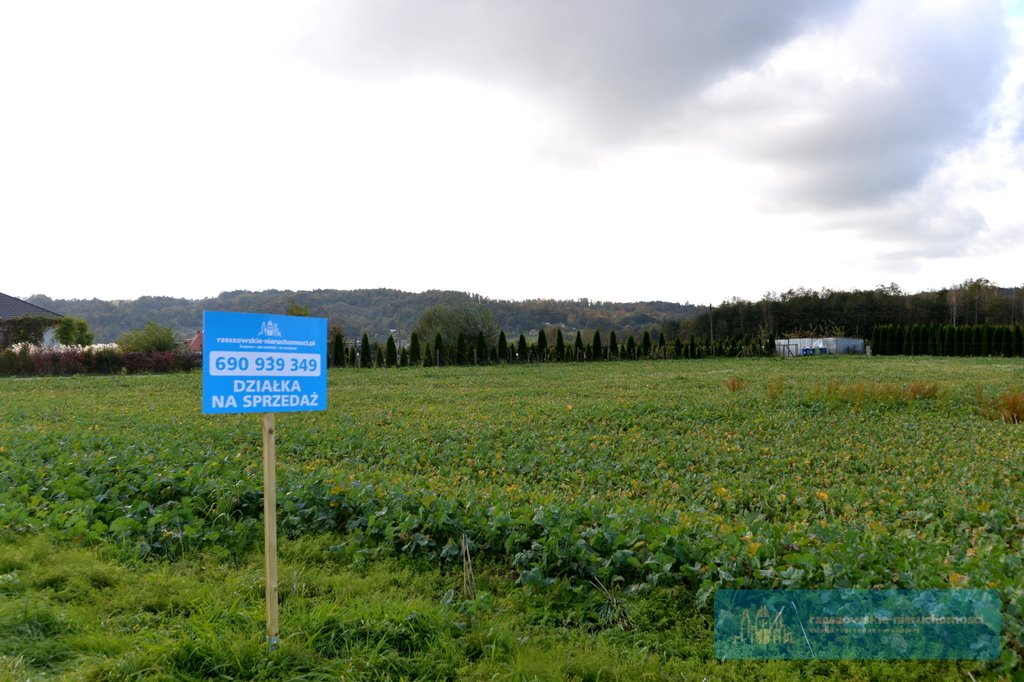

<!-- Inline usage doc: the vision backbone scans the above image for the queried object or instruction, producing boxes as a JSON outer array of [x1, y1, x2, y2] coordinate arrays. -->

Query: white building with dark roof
[[0, 292, 63, 347]]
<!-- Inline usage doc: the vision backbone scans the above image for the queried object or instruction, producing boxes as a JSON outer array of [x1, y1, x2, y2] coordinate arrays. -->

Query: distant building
[[184, 330, 203, 352], [0, 292, 63, 347], [775, 337, 865, 357]]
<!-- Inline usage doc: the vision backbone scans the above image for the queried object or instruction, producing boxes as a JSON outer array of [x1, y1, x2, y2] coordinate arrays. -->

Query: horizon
[[17, 276, 1018, 310]]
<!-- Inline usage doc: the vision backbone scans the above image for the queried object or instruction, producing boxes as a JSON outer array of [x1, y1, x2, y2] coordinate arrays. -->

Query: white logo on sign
[[258, 320, 282, 337]]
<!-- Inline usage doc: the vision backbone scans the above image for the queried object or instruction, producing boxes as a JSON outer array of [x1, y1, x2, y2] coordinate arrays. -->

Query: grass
[[1, 356, 1022, 679], [0, 536, 1000, 681]]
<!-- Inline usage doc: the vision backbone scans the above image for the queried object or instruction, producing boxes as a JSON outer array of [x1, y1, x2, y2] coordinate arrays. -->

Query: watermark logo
[[258, 320, 282, 338], [736, 604, 796, 647], [715, 589, 1001, 660]]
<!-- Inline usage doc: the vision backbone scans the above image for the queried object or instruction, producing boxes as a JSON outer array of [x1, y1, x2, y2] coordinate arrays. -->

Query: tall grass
[[810, 379, 942, 405], [977, 387, 1024, 423]]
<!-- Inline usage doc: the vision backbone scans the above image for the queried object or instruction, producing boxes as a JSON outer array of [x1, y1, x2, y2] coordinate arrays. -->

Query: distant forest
[[27, 279, 1024, 355], [678, 279, 1024, 342], [27, 289, 704, 345]]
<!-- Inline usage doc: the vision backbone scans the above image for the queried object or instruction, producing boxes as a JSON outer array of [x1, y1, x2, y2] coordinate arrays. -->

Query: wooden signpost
[[262, 412, 280, 644], [202, 311, 328, 646]]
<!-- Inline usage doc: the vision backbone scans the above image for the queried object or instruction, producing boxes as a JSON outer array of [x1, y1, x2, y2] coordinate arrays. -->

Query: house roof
[[0, 292, 63, 322], [185, 330, 203, 352]]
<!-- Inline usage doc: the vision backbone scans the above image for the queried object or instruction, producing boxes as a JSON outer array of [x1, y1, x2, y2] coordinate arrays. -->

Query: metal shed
[[774, 337, 865, 357]]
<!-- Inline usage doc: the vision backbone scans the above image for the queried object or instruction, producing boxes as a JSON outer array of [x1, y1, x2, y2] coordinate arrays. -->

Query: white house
[[0, 292, 63, 347]]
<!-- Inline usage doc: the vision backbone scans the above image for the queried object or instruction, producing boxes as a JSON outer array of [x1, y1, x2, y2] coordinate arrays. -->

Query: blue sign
[[714, 589, 1001, 660], [202, 311, 328, 414]]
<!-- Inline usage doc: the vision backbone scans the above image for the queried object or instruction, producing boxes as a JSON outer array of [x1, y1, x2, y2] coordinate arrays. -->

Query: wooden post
[[262, 412, 280, 647]]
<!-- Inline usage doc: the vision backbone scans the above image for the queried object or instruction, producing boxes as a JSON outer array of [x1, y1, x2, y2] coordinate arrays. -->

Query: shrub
[[116, 322, 178, 352], [0, 344, 198, 376], [55, 318, 94, 346], [84, 347, 124, 374]]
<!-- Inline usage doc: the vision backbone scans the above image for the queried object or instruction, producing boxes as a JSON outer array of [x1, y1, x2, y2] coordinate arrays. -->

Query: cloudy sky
[[2, 1, 1022, 305]]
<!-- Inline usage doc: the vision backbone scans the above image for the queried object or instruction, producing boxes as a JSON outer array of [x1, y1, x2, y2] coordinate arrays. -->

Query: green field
[[1, 357, 1022, 680]]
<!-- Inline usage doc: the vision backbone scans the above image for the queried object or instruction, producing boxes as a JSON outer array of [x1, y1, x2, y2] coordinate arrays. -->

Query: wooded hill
[[676, 279, 1024, 342], [26, 279, 1023, 349], [27, 289, 704, 344]]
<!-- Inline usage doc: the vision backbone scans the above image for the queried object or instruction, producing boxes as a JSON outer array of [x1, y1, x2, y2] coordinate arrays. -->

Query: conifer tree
[[475, 331, 487, 365], [456, 331, 468, 365], [641, 330, 652, 357], [517, 334, 528, 362], [626, 335, 637, 359], [555, 329, 565, 362], [331, 330, 345, 367], [537, 329, 548, 362], [497, 330, 508, 362], [434, 333, 445, 366], [890, 325, 902, 355], [608, 331, 618, 359], [423, 342, 434, 367], [591, 330, 603, 360], [574, 331, 584, 360], [360, 333, 372, 368], [385, 335, 397, 367], [409, 331, 421, 366]]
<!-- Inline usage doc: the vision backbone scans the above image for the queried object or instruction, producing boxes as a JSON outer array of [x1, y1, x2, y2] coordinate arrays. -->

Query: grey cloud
[[705, 1, 1010, 210], [301, 0, 1014, 265], [827, 191, 989, 263], [303, 0, 854, 142]]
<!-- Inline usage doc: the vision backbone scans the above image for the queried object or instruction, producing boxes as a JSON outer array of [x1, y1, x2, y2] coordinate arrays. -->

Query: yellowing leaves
[[948, 572, 970, 586]]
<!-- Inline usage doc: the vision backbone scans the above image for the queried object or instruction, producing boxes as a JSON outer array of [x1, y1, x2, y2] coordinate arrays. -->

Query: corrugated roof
[[0, 292, 62, 321]]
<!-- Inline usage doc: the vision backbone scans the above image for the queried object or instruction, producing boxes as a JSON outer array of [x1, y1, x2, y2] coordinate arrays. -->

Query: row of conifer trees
[[328, 328, 779, 368], [329, 322, 1024, 367], [870, 323, 1024, 357]]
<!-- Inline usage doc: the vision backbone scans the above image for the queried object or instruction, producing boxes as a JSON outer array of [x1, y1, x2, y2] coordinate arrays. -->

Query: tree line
[[28, 289, 702, 344], [871, 323, 1024, 357], [14, 279, 1024, 371], [327, 327, 778, 368], [677, 279, 1024, 343]]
